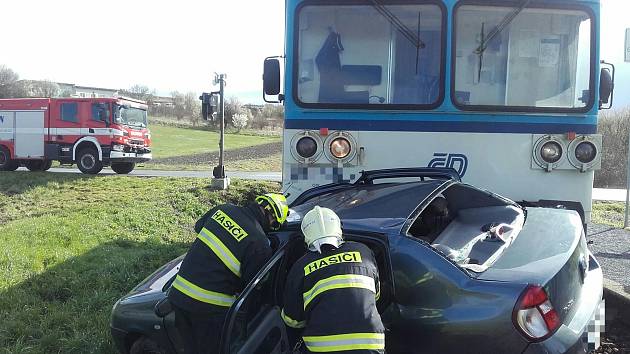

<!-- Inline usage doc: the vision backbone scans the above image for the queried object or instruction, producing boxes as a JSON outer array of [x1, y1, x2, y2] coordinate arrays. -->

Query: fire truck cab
[[0, 97, 152, 174]]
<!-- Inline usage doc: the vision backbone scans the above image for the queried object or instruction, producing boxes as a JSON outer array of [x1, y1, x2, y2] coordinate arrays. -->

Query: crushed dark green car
[[111, 168, 603, 354]]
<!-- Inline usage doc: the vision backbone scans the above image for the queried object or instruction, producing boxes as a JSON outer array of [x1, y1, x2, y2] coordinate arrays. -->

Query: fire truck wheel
[[41, 160, 53, 171], [77, 148, 103, 174], [111, 162, 135, 174], [25, 160, 45, 171], [0, 146, 18, 171]]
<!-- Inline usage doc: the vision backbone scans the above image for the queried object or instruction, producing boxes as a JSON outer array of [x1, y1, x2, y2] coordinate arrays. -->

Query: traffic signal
[[200, 92, 220, 121]]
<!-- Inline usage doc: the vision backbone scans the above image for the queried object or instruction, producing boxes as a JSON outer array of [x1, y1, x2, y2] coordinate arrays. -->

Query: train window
[[295, 2, 444, 108], [453, 5, 593, 111]]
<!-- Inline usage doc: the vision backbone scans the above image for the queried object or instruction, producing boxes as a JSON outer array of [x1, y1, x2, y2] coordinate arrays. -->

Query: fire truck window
[[91, 103, 108, 122], [60, 103, 79, 123]]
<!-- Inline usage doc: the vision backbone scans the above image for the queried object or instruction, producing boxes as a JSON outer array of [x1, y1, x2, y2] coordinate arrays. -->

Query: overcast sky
[[1, 0, 629, 107]]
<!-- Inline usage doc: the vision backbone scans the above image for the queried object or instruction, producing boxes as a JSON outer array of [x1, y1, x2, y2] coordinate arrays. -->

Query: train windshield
[[295, 3, 444, 107], [453, 5, 593, 111]]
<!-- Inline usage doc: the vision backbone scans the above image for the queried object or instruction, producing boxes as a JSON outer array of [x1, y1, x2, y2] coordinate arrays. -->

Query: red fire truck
[[0, 97, 152, 174]]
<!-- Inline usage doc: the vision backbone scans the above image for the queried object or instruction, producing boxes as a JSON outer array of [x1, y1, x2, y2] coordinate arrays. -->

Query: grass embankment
[[148, 125, 280, 159], [144, 125, 282, 171], [144, 154, 282, 172], [592, 201, 626, 228], [0, 172, 278, 353]]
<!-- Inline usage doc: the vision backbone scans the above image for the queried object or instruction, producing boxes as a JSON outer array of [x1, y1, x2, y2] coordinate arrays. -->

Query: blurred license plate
[[583, 299, 605, 351]]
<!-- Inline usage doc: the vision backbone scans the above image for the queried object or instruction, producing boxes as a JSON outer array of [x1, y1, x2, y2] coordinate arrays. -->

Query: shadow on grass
[[0, 170, 94, 197], [0, 238, 187, 353]]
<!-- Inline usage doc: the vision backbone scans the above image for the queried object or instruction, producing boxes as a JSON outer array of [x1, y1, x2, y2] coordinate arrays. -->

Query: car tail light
[[513, 285, 560, 341]]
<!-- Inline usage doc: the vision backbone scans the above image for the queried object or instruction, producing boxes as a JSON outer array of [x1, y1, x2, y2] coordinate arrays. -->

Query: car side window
[[60, 103, 79, 123], [221, 243, 291, 354]]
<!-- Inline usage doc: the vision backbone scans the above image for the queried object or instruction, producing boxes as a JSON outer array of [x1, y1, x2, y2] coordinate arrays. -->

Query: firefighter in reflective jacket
[[168, 193, 289, 354], [281, 206, 385, 353]]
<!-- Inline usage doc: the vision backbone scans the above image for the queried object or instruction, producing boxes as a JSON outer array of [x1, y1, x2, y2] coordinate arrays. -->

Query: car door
[[343, 231, 395, 315], [219, 239, 297, 354]]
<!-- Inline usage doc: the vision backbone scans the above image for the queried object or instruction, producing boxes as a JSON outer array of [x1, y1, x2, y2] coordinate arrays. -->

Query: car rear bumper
[[522, 255, 604, 354], [111, 326, 130, 354], [110, 151, 152, 162]]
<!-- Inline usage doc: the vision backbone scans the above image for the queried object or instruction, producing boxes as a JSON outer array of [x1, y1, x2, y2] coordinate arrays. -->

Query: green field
[[149, 125, 281, 159], [0, 172, 278, 353]]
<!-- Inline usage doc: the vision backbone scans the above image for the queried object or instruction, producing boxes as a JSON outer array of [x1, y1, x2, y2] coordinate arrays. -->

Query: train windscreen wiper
[[474, 0, 532, 55], [369, 0, 425, 73], [369, 0, 425, 50], [473, 0, 532, 82]]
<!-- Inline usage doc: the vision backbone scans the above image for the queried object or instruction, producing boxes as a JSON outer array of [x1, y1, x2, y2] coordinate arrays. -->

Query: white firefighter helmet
[[301, 206, 343, 253]]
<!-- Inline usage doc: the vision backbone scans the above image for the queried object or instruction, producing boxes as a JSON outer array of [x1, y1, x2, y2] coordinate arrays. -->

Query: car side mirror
[[599, 61, 615, 110], [154, 297, 173, 318], [263, 56, 283, 103]]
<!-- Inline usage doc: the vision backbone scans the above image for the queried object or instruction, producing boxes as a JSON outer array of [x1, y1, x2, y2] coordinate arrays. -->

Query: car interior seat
[[408, 197, 452, 243]]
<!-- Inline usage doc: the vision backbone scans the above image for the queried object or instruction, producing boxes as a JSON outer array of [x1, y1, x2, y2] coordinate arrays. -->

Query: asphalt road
[[587, 224, 630, 292]]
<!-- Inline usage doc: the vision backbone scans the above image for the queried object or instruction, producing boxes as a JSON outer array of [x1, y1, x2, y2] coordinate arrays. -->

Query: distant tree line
[[0, 64, 284, 130], [122, 85, 284, 130]]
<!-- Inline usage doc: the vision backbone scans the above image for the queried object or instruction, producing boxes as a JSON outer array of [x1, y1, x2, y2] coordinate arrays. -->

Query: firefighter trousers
[[173, 305, 227, 354]]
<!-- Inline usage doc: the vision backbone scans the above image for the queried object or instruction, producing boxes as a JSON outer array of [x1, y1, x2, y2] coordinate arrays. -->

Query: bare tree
[[0, 65, 23, 98], [128, 84, 150, 98], [184, 92, 202, 127], [29, 80, 60, 98], [253, 104, 284, 129], [123, 84, 155, 105], [171, 91, 185, 120], [596, 108, 630, 188]]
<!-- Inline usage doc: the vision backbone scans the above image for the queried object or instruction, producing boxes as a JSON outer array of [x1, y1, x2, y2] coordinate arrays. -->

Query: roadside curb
[[604, 279, 630, 326]]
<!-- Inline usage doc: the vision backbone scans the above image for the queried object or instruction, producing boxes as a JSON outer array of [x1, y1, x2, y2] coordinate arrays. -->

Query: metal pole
[[625, 131, 630, 228], [218, 75, 225, 178]]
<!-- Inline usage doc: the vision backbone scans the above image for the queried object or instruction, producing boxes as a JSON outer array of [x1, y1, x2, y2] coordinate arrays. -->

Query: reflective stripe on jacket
[[281, 241, 384, 353], [172, 275, 236, 307], [169, 203, 272, 314], [304, 333, 385, 352]]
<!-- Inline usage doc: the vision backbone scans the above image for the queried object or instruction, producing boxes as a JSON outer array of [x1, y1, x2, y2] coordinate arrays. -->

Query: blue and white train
[[263, 0, 613, 224]]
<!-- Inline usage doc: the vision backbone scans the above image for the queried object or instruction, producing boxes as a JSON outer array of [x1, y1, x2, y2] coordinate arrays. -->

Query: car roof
[[289, 180, 448, 234]]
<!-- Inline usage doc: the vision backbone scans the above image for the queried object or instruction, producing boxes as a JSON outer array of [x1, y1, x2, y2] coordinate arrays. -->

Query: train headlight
[[290, 131, 323, 164], [296, 136, 318, 158], [540, 141, 562, 163], [330, 137, 351, 159], [574, 141, 597, 164]]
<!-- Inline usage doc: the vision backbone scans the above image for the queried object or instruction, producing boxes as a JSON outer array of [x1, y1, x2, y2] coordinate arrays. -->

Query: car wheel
[[129, 336, 167, 354], [111, 162, 135, 174], [76, 148, 103, 174], [0, 146, 18, 171]]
